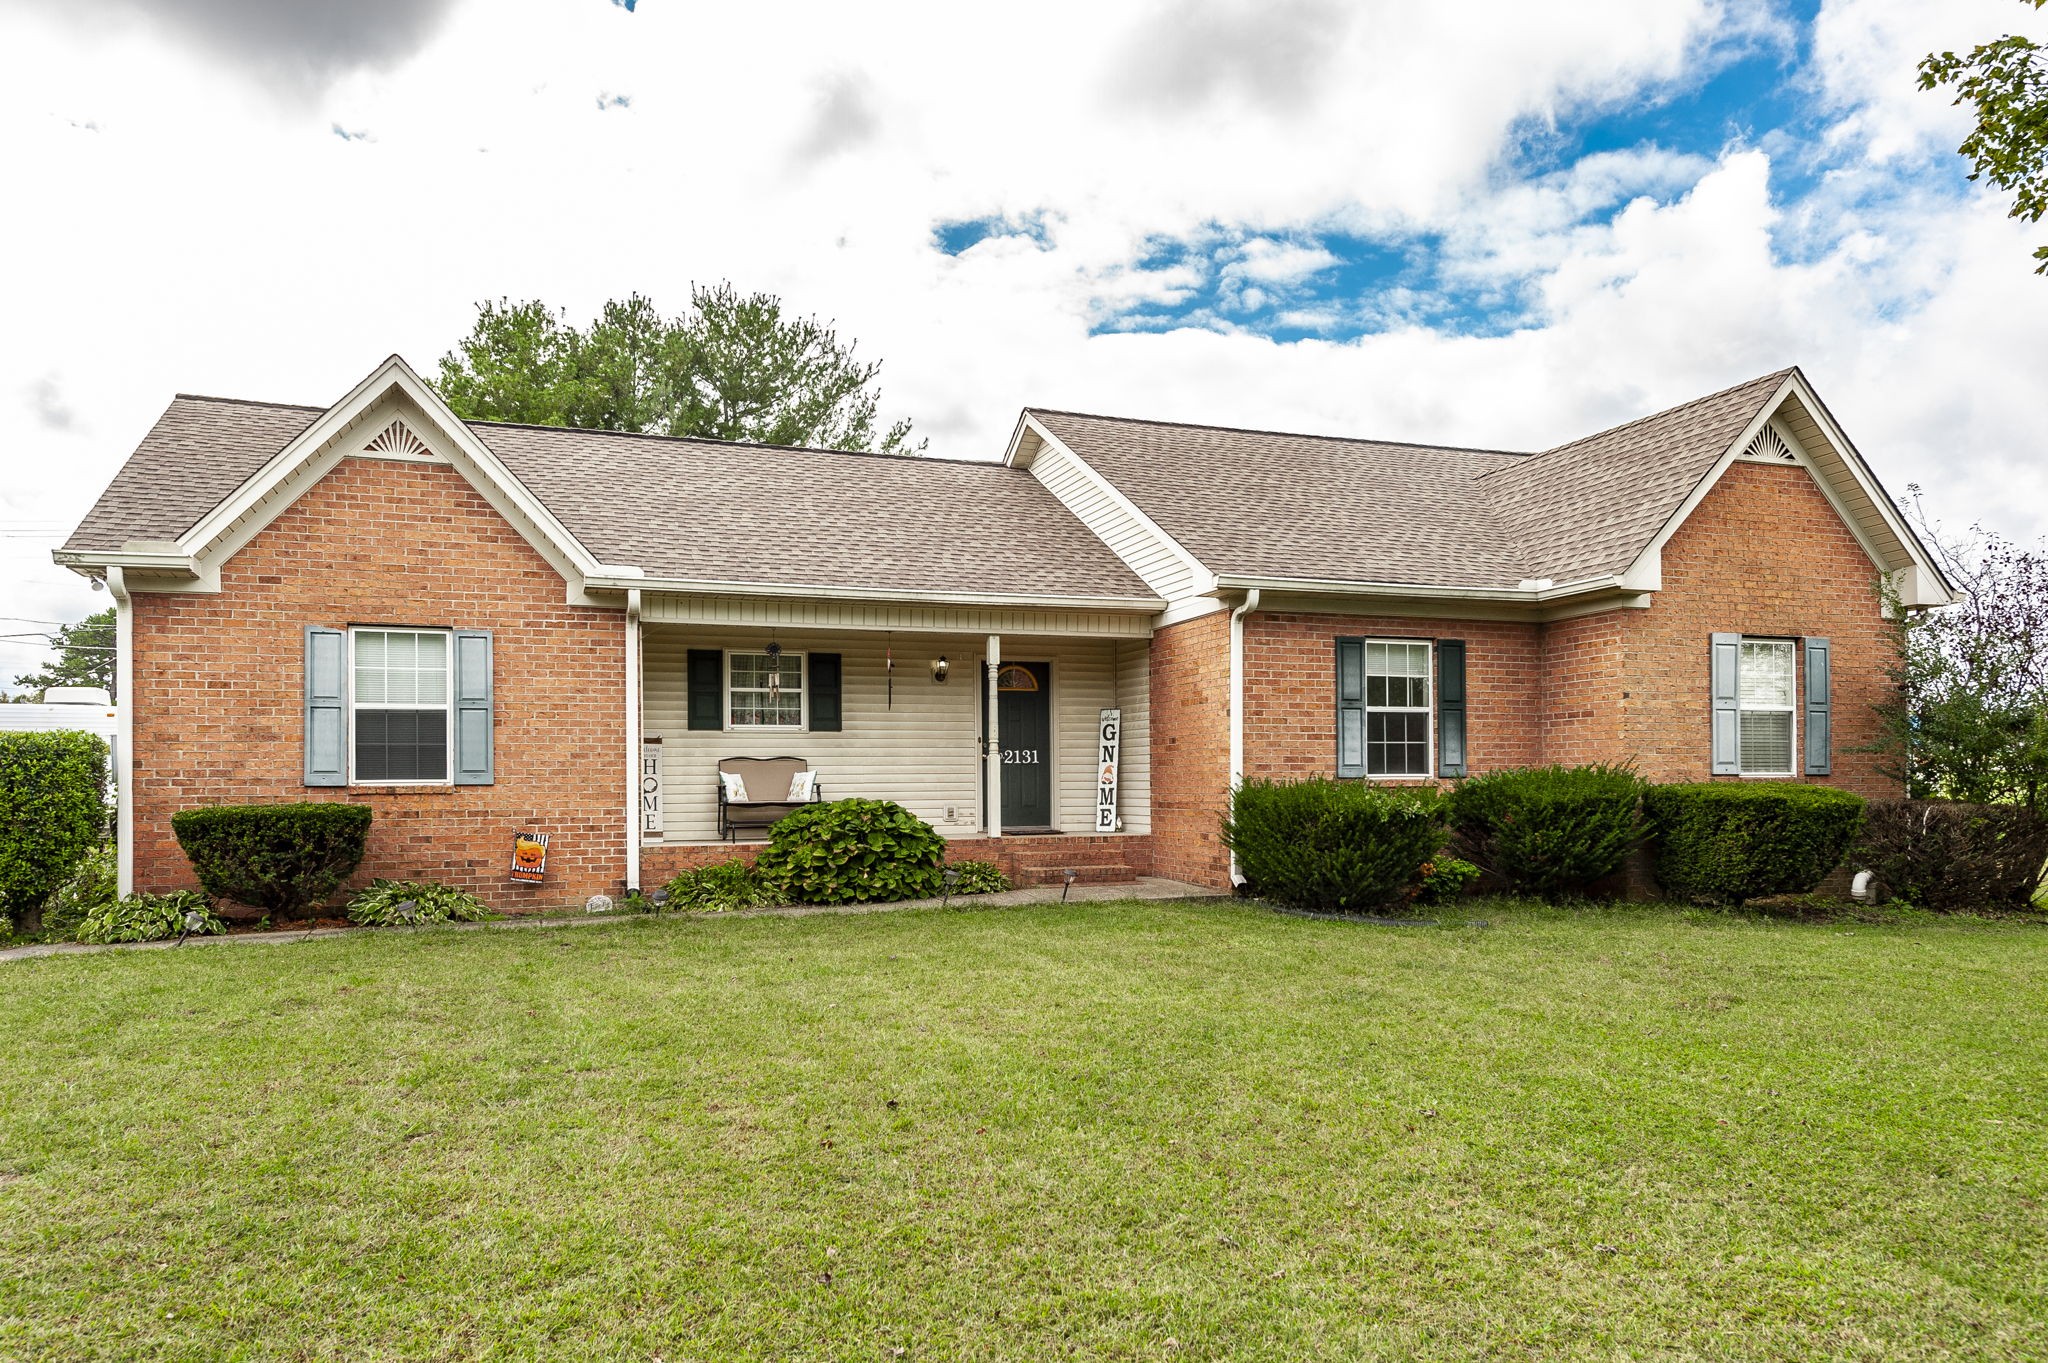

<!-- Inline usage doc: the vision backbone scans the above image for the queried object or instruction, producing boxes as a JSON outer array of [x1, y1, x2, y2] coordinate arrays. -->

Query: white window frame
[[725, 649, 806, 732], [1363, 638, 1434, 779], [1737, 637, 1798, 779], [347, 626, 454, 787]]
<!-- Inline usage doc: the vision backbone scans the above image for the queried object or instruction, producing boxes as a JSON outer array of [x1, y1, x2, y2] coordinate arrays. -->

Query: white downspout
[[624, 588, 642, 892], [1227, 587, 1260, 887], [985, 633, 1001, 838], [107, 567, 134, 899]]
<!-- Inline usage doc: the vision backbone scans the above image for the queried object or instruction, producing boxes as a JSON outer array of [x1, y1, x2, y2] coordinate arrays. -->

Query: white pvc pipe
[[107, 567, 134, 898], [1227, 587, 1260, 887], [624, 588, 642, 891]]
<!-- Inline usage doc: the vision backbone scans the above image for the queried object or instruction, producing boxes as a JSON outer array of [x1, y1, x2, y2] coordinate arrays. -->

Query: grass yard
[[3, 900, 2045, 1361]]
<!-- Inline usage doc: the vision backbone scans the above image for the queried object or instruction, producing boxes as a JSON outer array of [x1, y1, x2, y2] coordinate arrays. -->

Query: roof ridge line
[[1027, 406, 1533, 458], [173, 393, 328, 412], [465, 417, 1003, 469]]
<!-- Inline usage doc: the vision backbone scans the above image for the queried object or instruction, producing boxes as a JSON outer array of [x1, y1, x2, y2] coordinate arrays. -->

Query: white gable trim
[[168, 355, 640, 602], [1616, 373, 1952, 607], [1006, 412, 1218, 601]]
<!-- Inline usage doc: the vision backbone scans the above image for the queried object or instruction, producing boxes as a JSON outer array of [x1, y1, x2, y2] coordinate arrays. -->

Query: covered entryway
[[990, 661, 1053, 831]]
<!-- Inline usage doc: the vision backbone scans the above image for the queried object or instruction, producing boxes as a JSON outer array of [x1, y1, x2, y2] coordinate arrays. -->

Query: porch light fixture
[[931, 655, 950, 684]]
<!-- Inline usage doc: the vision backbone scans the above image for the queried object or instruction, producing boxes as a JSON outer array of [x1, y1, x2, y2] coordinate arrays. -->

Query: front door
[[995, 661, 1052, 830]]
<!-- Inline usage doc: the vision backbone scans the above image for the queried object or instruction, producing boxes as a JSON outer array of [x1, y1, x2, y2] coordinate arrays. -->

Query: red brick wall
[[1615, 459, 1898, 794], [1148, 610, 1233, 887], [130, 456, 627, 911], [1244, 612, 1543, 781], [1539, 610, 1628, 767]]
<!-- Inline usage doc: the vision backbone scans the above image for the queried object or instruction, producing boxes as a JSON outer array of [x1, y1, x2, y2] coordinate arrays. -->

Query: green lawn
[[3, 900, 2045, 1361]]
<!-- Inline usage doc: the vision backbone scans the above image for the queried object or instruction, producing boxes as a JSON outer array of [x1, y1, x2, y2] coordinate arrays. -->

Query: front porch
[[634, 616, 1153, 885]]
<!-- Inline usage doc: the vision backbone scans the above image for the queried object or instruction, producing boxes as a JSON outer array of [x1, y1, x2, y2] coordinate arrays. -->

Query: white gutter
[[106, 567, 134, 899], [624, 588, 642, 892], [1227, 587, 1260, 888], [1209, 572, 1626, 604]]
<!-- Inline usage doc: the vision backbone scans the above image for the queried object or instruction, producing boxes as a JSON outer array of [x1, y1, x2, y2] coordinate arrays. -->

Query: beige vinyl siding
[[642, 626, 1151, 842], [1029, 443, 1202, 601]]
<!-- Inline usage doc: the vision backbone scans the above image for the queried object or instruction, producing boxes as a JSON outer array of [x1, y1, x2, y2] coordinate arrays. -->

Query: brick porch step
[[1007, 862, 1137, 887]]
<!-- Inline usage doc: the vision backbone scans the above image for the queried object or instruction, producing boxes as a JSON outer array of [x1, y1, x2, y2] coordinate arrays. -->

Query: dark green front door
[[995, 661, 1052, 830]]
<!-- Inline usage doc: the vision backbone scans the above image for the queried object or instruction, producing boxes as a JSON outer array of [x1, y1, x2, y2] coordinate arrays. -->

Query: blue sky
[[1, 0, 2045, 678]]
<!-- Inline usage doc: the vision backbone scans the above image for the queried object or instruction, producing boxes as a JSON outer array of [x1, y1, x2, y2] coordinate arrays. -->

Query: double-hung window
[[1339, 639, 1434, 777], [352, 628, 451, 782], [1736, 638, 1796, 776], [729, 651, 804, 729]]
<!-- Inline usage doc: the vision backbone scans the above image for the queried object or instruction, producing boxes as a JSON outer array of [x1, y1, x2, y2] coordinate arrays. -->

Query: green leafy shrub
[[1643, 783, 1866, 904], [345, 879, 490, 927], [39, 842, 117, 942], [1447, 763, 1645, 898], [755, 799, 946, 904], [661, 859, 779, 912], [1222, 779, 1447, 913], [946, 860, 1011, 895], [0, 730, 109, 935], [1416, 855, 1482, 905], [1855, 800, 2048, 912], [76, 890, 224, 945], [170, 803, 372, 919]]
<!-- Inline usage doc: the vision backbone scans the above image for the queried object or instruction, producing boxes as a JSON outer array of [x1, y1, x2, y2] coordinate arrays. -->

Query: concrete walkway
[[0, 876, 1225, 963]]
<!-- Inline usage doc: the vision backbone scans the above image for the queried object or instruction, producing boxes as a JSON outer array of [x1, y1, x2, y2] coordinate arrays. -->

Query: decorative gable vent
[[361, 420, 435, 462], [1738, 425, 1798, 466]]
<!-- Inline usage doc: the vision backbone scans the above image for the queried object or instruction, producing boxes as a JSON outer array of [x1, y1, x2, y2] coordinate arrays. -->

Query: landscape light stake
[[652, 888, 670, 916], [1061, 869, 1077, 903], [394, 900, 420, 933], [942, 866, 961, 909], [176, 909, 206, 947]]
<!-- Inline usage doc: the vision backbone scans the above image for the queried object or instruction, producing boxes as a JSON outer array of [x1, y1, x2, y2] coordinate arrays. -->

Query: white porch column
[[624, 588, 642, 891], [984, 633, 1001, 838], [108, 567, 133, 898]]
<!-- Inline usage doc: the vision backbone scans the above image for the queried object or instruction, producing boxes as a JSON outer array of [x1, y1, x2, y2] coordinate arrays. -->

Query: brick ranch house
[[55, 356, 1950, 905]]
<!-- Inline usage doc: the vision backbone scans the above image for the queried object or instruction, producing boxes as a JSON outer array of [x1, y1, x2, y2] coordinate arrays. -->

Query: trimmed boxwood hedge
[[1642, 782, 1865, 904], [171, 802, 372, 919], [755, 799, 946, 904], [1446, 763, 1645, 898], [0, 730, 109, 935], [1222, 778, 1446, 914]]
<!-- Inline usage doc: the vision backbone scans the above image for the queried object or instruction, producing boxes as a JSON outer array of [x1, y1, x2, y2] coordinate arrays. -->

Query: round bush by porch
[[1642, 783, 1865, 904], [171, 802, 373, 920], [1222, 778, 1446, 914], [755, 799, 946, 904]]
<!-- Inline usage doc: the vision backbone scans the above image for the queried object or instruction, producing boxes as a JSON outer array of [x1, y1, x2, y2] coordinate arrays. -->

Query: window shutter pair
[[1707, 632, 1830, 775], [685, 648, 843, 731], [1333, 637, 1467, 779], [303, 626, 494, 786]]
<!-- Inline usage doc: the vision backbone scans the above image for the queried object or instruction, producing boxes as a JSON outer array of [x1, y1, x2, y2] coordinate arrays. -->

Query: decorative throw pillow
[[788, 770, 817, 801], [720, 771, 748, 802]]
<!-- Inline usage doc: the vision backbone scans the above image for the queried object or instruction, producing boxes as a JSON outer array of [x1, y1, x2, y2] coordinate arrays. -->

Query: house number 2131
[[1001, 750, 1040, 764]]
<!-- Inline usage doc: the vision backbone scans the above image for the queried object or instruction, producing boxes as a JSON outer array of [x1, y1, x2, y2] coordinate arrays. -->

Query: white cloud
[[0, 0, 2041, 682]]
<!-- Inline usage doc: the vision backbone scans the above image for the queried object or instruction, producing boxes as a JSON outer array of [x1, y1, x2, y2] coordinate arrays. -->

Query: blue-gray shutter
[[1711, 632, 1741, 775], [304, 625, 347, 786], [1803, 636, 1831, 776], [453, 629, 494, 786], [809, 653, 842, 732], [1436, 638, 1467, 778], [687, 649, 723, 730], [1336, 637, 1365, 779]]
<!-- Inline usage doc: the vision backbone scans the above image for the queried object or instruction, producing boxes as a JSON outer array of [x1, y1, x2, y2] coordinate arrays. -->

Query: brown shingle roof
[[63, 395, 322, 552], [1028, 369, 1792, 589], [1026, 411, 1530, 588], [473, 422, 1157, 599], [62, 397, 1158, 602]]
